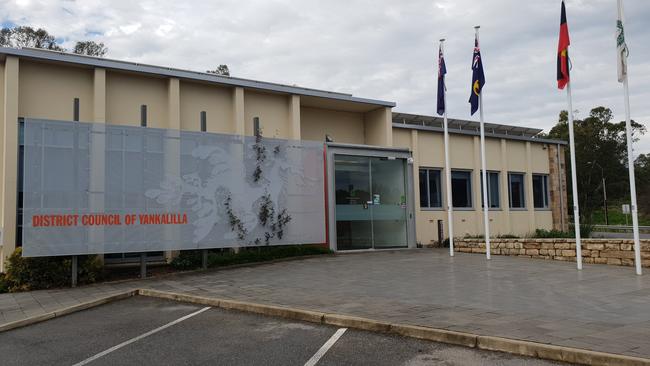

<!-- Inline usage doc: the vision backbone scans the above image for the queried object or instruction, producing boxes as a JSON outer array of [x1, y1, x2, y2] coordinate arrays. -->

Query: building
[[0, 47, 567, 270]]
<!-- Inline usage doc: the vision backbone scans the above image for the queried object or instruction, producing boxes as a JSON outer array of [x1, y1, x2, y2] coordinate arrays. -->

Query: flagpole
[[440, 38, 455, 257], [566, 82, 583, 270], [617, 0, 642, 275], [475, 26, 491, 260]]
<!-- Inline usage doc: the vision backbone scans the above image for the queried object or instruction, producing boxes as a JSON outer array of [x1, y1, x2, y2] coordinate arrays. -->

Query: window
[[419, 168, 442, 208], [480, 171, 500, 208], [533, 174, 550, 209], [509, 173, 526, 208], [140, 105, 147, 127], [200, 111, 207, 132], [451, 170, 472, 208]]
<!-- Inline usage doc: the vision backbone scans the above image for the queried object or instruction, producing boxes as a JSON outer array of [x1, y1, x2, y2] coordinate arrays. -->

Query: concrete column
[[288, 94, 301, 140], [93, 68, 106, 123], [232, 87, 245, 136], [1, 56, 19, 272], [165, 78, 181, 262], [525, 141, 536, 232], [167, 78, 180, 130], [500, 139, 511, 233], [89, 68, 107, 255], [363, 107, 393, 147], [410, 130, 420, 243]]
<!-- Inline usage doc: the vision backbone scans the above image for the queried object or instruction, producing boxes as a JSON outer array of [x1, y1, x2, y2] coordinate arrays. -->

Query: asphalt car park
[[0, 296, 569, 366]]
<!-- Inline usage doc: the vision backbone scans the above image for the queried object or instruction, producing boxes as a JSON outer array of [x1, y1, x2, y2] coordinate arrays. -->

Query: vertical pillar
[[525, 141, 536, 232], [363, 107, 393, 147], [93, 68, 106, 123], [548, 144, 568, 231], [1, 56, 19, 273], [288, 94, 301, 140], [165, 78, 181, 262], [410, 130, 420, 243], [167, 78, 180, 130], [500, 139, 511, 233], [232, 87, 245, 136], [88, 68, 107, 257]]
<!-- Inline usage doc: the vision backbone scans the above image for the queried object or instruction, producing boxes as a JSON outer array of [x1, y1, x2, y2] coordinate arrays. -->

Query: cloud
[[1, 0, 649, 154]]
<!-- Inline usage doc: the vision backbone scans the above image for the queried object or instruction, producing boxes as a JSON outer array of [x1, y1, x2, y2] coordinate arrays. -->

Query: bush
[[3, 248, 103, 292], [0, 273, 8, 294], [532, 225, 593, 239], [171, 245, 332, 270], [496, 234, 520, 239]]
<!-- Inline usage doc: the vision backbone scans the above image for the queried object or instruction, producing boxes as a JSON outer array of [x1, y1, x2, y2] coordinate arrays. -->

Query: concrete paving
[[0, 296, 565, 366], [1, 249, 649, 359]]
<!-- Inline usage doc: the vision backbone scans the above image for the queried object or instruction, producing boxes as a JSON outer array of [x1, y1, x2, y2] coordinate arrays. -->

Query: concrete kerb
[[140, 289, 650, 366], [0, 289, 138, 333], [2, 287, 649, 366]]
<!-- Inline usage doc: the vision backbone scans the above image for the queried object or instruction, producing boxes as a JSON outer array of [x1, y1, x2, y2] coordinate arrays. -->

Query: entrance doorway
[[327, 145, 415, 251]]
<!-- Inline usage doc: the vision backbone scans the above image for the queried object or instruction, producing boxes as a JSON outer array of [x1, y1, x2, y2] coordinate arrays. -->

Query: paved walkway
[[1, 249, 649, 359]]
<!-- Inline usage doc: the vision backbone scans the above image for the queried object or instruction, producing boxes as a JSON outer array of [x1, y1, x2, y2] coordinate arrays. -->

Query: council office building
[[0, 47, 568, 270]]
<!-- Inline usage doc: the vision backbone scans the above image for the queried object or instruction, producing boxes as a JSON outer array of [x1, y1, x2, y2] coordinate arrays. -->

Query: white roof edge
[[0, 47, 396, 108]]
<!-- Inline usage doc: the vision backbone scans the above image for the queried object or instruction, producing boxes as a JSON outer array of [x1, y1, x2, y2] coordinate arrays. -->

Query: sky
[[2, 0, 649, 154]]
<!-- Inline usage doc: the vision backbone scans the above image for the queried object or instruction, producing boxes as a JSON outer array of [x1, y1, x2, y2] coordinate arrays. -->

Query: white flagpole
[[441, 38, 455, 257], [475, 26, 491, 260], [566, 82, 583, 270], [617, 0, 642, 275]]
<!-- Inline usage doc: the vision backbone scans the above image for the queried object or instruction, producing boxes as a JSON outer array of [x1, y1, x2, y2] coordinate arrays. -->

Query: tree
[[73, 41, 108, 57], [0, 26, 108, 57], [207, 64, 230, 76], [547, 106, 647, 222], [0, 26, 63, 50], [636, 154, 650, 215]]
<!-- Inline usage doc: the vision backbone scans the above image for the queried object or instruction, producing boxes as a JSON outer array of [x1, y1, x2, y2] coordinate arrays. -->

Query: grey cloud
[[2, 0, 648, 153]]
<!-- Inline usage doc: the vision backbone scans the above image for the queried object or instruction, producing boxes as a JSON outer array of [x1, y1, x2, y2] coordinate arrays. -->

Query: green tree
[[207, 64, 230, 76], [73, 41, 108, 57], [1, 26, 108, 57], [636, 154, 650, 215], [547, 107, 646, 222], [0, 26, 63, 50]]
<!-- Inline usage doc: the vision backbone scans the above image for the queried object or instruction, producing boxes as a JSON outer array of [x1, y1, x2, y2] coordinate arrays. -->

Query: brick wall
[[455, 238, 650, 268], [548, 144, 569, 232]]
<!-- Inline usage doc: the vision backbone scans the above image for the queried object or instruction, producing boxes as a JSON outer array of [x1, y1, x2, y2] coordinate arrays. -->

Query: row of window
[[419, 168, 550, 210]]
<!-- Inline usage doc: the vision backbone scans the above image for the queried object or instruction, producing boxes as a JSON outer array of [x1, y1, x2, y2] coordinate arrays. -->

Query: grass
[[591, 207, 650, 226]]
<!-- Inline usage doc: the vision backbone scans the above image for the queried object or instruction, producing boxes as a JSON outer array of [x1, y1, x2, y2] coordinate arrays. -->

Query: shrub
[[532, 225, 593, 239], [3, 248, 103, 292], [171, 245, 332, 270], [496, 234, 519, 239], [0, 273, 8, 294]]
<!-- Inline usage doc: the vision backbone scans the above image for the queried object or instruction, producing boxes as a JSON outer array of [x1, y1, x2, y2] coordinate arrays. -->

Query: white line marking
[[71, 306, 211, 366], [304, 328, 347, 366]]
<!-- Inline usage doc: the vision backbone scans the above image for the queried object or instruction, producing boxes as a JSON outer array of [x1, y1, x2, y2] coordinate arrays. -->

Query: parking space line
[[71, 306, 211, 366], [303, 328, 347, 366]]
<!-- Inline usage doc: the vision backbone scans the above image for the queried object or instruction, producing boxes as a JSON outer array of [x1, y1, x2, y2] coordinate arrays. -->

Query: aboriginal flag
[[469, 36, 485, 116], [557, 0, 570, 90], [437, 45, 447, 116]]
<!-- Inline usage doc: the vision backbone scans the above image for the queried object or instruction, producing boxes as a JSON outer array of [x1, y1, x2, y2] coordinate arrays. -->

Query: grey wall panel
[[22, 119, 326, 257]]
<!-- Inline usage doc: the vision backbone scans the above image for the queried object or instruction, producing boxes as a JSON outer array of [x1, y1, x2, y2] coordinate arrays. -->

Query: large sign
[[22, 119, 325, 257]]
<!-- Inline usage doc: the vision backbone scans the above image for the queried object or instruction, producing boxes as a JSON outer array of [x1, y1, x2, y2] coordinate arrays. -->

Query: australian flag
[[469, 36, 485, 115], [436, 45, 447, 116]]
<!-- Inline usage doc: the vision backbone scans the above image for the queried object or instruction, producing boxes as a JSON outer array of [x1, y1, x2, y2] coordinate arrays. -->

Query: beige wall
[[300, 106, 364, 144], [179, 81, 234, 133], [406, 127, 560, 245], [19, 61, 94, 121], [106, 71, 168, 127], [244, 91, 290, 138]]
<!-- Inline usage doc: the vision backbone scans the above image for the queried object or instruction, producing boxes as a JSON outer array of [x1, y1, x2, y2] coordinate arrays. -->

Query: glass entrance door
[[334, 155, 373, 250], [334, 155, 408, 250]]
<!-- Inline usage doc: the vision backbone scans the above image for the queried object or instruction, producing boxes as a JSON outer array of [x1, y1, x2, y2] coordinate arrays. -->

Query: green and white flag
[[616, 0, 629, 82]]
